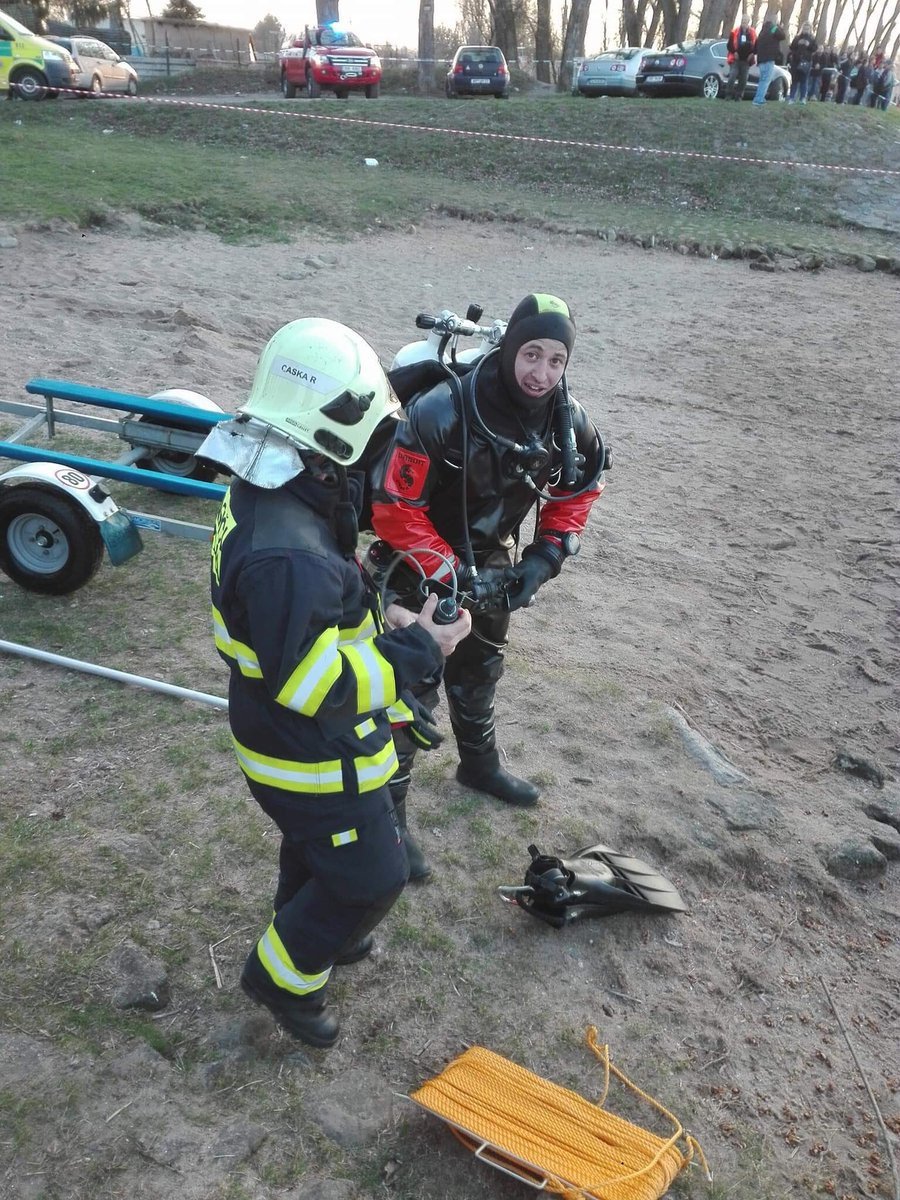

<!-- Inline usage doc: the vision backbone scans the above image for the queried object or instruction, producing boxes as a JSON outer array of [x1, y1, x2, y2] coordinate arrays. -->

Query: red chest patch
[[385, 448, 430, 500]]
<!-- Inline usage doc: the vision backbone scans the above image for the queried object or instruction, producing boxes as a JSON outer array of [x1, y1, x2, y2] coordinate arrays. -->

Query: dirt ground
[[0, 217, 898, 1200]]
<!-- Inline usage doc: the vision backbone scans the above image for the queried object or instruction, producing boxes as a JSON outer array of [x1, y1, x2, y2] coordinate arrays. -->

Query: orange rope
[[410, 1027, 711, 1200]]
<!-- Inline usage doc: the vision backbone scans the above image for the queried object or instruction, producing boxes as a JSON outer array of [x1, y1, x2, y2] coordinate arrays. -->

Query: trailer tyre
[[0, 486, 104, 595], [135, 416, 218, 481]]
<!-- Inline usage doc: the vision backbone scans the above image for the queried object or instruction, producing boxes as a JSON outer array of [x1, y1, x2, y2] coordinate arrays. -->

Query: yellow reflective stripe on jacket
[[332, 828, 358, 846], [232, 736, 345, 794], [276, 627, 342, 714], [354, 718, 377, 738], [212, 605, 263, 678], [385, 699, 414, 724], [355, 738, 398, 790], [338, 612, 378, 644], [258, 923, 331, 995], [340, 641, 397, 713], [232, 735, 397, 794]]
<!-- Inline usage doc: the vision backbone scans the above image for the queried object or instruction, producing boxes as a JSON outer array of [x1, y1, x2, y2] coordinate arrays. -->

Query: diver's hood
[[197, 416, 306, 489]]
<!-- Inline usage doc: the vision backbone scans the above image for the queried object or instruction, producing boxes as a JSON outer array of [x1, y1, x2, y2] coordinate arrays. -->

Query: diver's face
[[513, 338, 568, 399]]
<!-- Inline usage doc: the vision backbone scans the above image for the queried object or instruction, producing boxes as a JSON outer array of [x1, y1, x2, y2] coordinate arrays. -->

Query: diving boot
[[456, 750, 540, 808], [334, 934, 374, 965], [394, 798, 433, 881], [240, 948, 339, 1048]]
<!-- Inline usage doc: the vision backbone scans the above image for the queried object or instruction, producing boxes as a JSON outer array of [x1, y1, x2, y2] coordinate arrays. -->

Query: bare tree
[[488, 0, 519, 61], [558, 0, 591, 90], [656, 0, 694, 44], [534, 0, 553, 79], [418, 0, 436, 92]]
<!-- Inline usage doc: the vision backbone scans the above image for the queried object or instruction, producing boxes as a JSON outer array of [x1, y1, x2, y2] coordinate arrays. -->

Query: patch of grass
[[3, 97, 897, 257]]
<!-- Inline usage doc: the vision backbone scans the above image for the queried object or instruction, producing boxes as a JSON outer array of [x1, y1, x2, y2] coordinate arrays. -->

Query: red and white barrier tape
[[39, 87, 900, 178]]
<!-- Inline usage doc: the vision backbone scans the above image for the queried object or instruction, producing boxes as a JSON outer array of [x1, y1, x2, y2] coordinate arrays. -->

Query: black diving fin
[[499, 843, 687, 928]]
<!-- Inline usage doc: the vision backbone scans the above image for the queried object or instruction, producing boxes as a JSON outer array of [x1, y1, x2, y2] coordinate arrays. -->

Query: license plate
[[342, 68, 361, 77], [646, 74, 664, 82], [472, 77, 490, 84]]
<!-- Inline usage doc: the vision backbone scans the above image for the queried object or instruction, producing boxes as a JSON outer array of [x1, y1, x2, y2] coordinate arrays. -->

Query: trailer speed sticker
[[54, 467, 91, 490]]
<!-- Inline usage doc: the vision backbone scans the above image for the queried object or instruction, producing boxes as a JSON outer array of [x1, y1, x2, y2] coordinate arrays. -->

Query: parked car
[[636, 38, 790, 100], [0, 8, 79, 99], [446, 45, 509, 98], [574, 48, 645, 97], [46, 34, 138, 95]]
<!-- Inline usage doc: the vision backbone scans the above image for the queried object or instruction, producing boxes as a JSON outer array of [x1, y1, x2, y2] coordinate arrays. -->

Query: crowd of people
[[725, 12, 896, 108]]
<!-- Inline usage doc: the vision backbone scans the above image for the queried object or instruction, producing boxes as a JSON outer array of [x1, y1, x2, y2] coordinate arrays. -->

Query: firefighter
[[368, 294, 606, 877], [198, 318, 471, 1048]]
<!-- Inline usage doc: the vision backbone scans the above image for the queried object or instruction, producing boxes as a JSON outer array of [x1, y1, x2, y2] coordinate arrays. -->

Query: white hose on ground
[[0, 639, 228, 710]]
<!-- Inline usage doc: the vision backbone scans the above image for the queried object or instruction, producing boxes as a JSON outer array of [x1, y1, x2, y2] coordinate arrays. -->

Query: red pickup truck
[[279, 23, 382, 99]]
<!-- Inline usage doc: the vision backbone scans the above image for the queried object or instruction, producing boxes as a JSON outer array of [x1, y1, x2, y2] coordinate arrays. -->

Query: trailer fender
[[0, 461, 143, 566]]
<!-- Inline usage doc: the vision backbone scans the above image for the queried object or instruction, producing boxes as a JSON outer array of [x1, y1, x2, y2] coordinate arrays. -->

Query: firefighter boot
[[394, 798, 433, 881], [335, 934, 374, 964], [456, 747, 540, 808], [240, 947, 339, 1048]]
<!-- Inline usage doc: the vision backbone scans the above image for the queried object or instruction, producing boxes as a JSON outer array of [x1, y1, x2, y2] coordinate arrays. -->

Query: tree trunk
[[488, 0, 519, 62], [316, 1, 339, 23], [535, 0, 552, 81], [418, 0, 436, 92], [558, 0, 591, 91]]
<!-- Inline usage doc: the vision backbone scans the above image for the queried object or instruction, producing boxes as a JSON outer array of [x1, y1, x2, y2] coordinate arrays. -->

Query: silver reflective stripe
[[347, 641, 389, 709], [259, 929, 331, 995]]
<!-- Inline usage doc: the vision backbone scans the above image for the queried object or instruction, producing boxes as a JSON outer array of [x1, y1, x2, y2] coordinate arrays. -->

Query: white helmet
[[239, 318, 400, 465]]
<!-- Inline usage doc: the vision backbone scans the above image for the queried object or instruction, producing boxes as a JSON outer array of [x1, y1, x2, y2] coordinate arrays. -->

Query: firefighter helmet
[[240, 318, 400, 465]]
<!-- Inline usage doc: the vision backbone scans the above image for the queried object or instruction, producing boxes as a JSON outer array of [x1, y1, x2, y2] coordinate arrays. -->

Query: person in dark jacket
[[367, 294, 606, 873], [726, 14, 757, 100], [872, 57, 895, 109], [849, 52, 870, 104], [818, 46, 839, 100], [836, 49, 854, 103], [788, 22, 818, 102], [198, 318, 471, 1048], [752, 14, 786, 104]]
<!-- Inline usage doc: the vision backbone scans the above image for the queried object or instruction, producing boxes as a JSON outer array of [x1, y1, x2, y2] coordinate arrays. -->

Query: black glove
[[505, 541, 564, 613], [388, 695, 444, 751]]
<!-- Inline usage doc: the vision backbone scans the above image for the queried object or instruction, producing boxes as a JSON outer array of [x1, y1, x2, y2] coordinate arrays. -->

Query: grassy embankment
[[2, 84, 899, 261]]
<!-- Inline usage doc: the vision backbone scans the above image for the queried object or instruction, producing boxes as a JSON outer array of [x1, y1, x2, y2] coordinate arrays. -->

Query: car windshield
[[51, 36, 73, 51], [316, 26, 362, 48]]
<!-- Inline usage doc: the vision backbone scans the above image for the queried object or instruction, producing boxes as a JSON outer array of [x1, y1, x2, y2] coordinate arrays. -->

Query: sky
[[154, 1, 609, 53]]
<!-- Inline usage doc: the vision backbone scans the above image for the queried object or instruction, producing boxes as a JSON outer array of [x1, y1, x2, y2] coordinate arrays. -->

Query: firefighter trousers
[[248, 778, 409, 977]]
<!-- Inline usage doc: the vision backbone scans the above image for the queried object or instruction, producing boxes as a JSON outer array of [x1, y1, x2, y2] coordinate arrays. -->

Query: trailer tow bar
[[0, 639, 228, 711]]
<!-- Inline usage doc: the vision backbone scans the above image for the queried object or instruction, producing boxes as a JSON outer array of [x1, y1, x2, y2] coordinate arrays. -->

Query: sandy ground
[[0, 218, 898, 1200]]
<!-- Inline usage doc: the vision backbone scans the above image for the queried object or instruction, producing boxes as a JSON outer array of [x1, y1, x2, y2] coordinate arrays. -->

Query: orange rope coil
[[410, 1026, 711, 1200]]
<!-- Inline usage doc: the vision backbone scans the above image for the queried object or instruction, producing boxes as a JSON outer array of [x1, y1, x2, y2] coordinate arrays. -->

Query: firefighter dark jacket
[[368, 355, 604, 579], [210, 473, 444, 813]]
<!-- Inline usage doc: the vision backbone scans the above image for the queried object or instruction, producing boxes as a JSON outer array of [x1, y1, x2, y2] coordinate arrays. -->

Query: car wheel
[[701, 73, 721, 99], [445, 82, 455, 97], [365, 83, 380, 99], [281, 74, 297, 98], [127, 78, 137, 97], [771, 79, 787, 100], [90, 75, 103, 97], [11, 68, 49, 100], [0, 486, 104, 595], [307, 74, 321, 98]]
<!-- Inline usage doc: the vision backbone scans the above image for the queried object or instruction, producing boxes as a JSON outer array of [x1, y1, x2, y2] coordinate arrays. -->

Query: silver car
[[47, 35, 138, 96], [575, 48, 644, 97]]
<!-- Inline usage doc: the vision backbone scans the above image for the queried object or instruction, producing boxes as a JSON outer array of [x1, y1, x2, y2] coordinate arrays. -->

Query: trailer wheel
[[0, 486, 104, 595], [135, 416, 218, 481]]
